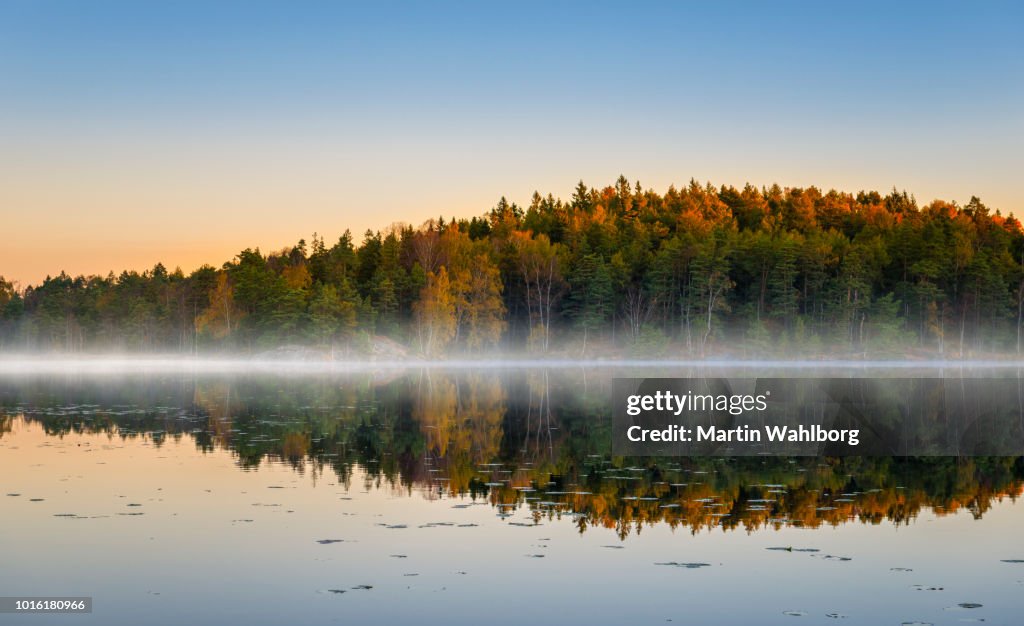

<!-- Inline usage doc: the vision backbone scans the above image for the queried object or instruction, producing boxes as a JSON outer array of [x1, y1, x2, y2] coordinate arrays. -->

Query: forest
[[2, 177, 1023, 358]]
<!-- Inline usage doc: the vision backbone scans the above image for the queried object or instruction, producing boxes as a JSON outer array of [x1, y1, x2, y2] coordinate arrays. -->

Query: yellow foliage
[[196, 273, 244, 339], [282, 264, 312, 290], [414, 267, 457, 356]]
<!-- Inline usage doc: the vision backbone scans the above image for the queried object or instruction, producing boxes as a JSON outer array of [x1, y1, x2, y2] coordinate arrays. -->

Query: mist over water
[[7, 354, 1024, 375]]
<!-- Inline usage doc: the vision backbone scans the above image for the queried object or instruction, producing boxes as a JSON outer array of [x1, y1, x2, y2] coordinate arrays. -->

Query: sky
[[1, 1, 1022, 286]]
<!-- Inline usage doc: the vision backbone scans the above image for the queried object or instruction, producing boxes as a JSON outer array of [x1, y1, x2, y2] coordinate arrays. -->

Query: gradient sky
[[1, 1, 1022, 286]]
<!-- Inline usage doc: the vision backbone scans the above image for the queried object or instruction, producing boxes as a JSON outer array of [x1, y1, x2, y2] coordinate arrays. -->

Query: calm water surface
[[1, 366, 1022, 625]]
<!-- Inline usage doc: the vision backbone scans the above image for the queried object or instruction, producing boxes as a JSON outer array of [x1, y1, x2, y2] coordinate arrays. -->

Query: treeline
[[2, 177, 1023, 357]]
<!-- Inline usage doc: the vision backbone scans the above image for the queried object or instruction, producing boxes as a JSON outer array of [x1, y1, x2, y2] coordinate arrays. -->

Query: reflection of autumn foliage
[[4, 373, 1023, 536], [487, 457, 1024, 539], [414, 372, 458, 457], [282, 431, 310, 462], [413, 372, 505, 495], [193, 381, 234, 449]]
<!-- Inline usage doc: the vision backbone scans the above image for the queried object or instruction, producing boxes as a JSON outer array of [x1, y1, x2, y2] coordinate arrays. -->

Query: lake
[[2, 362, 1022, 625]]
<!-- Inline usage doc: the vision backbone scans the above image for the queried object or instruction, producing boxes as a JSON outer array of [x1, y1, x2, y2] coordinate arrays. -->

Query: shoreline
[[5, 354, 1024, 374]]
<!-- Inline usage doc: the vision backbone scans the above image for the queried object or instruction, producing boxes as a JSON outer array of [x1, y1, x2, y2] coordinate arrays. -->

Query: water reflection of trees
[[2, 372, 1022, 536]]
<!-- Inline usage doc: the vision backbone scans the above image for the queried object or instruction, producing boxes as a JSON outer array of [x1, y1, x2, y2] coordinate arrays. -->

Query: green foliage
[[565, 253, 613, 344], [5, 179, 1024, 357]]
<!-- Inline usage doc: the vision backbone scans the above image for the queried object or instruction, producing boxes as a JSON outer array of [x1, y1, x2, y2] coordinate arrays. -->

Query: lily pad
[[655, 562, 710, 569]]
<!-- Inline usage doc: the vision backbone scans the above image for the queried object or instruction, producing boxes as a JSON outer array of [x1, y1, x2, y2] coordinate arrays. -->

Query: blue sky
[[1, 1, 1021, 284]]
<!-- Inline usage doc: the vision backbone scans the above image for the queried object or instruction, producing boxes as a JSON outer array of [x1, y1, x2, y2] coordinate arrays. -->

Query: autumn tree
[[440, 228, 506, 350], [414, 267, 457, 356], [512, 232, 563, 352], [196, 272, 243, 343]]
